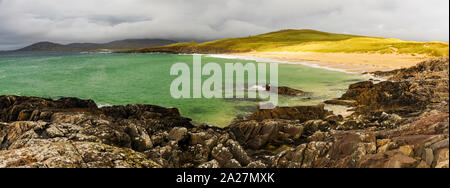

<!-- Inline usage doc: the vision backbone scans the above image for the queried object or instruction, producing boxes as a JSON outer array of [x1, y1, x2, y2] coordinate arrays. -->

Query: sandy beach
[[232, 51, 431, 73]]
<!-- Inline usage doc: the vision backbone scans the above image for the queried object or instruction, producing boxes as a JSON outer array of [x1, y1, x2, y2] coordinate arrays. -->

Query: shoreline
[[1, 58, 448, 168], [227, 51, 432, 73], [205, 53, 357, 74]]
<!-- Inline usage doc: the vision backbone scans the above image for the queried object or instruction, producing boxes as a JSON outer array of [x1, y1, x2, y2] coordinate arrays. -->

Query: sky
[[0, 0, 449, 50]]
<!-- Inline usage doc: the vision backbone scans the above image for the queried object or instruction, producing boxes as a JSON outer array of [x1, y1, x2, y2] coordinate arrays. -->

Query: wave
[[98, 103, 113, 108]]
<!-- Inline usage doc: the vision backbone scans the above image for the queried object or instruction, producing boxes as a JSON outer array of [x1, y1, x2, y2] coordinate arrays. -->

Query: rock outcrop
[[266, 85, 312, 97], [1, 58, 448, 168], [248, 104, 332, 122]]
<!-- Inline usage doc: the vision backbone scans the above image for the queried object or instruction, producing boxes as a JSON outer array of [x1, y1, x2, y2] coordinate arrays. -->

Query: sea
[[0, 51, 365, 127]]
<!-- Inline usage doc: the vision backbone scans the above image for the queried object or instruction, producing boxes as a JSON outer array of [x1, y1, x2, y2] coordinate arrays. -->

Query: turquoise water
[[0, 51, 364, 127]]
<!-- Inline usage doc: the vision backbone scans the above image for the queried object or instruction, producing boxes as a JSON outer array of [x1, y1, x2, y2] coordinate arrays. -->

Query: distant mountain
[[16, 39, 178, 52], [18, 42, 72, 51]]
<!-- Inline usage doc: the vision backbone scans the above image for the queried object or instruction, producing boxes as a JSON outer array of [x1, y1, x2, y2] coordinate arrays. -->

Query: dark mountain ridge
[[16, 39, 177, 52]]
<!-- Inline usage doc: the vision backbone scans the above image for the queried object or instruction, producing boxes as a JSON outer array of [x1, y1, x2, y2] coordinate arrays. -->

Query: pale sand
[[231, 51, 431, 73]]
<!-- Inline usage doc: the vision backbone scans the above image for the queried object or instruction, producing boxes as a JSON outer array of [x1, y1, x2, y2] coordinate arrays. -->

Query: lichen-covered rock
[[211, 144, 242, 168], [225, 139, 251, 166], [198, 160, 220, 168], [247, 161, 267, 168], [274, 142, 331, 168], [126, 123, 153, 152], [0, 139, 161, 168], [307, 131, 329, 142]]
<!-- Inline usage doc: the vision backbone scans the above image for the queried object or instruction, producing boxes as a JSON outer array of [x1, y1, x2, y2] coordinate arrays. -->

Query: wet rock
[[266, 85, 312, 96], [341, 81, 375, 100], [324, 99, 357, 106]]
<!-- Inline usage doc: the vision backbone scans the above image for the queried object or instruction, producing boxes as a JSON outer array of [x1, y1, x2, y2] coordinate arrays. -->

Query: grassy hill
[[127, 29, 449, 57]]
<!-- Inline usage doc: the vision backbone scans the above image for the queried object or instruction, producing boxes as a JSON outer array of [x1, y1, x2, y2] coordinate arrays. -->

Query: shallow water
[[0, 51, 365, 127]]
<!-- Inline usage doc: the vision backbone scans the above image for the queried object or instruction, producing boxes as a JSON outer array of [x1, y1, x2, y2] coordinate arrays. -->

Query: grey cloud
[[0, 0, 448, 50]]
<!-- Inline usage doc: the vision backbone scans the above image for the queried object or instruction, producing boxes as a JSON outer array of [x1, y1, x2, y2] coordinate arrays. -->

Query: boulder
[[229, 119, 310, 149], [211, 144, 242, 168], [168, 127, 188, 142], [225, 139, 252, 166]]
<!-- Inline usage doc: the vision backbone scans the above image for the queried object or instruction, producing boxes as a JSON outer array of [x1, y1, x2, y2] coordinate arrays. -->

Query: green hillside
[[128, 29, 449, 57]]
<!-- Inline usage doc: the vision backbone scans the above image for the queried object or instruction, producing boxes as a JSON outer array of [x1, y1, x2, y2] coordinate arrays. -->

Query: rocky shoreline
[[1, 58, 448, 168]]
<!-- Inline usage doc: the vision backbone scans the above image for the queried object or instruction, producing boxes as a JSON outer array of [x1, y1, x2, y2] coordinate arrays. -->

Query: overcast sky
[[0, 0, 448, 50]]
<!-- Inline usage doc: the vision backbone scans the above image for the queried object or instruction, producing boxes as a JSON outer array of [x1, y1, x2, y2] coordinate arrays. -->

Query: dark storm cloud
[[0, 0, 448, 50]]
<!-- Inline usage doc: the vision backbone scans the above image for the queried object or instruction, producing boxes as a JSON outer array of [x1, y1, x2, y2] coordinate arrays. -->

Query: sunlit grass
[[137, 29, 449, 57]]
